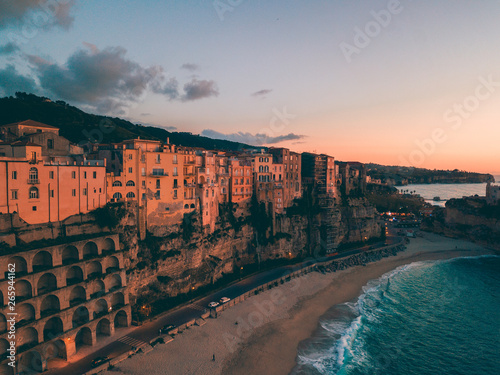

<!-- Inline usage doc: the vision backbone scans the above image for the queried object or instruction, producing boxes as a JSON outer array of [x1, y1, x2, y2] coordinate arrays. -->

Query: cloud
[[182, 79, 219, 101], [0, 0, 76, 30], [0, 42, 20, 55], [0, 64, 38, 96], [140, 112, 151, 116], [180, 63, 199, 72], [251, 89, 273, 97], [151, 77, 179, 100], [201, 129, 305, 145], [28, 46, 167, 113]]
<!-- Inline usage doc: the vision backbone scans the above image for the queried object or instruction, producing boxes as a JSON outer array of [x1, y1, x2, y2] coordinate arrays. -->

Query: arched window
[[29, 187, 39, 199], [265, 166, 269, 172], [113, 192, 122, 199], [126, 192, 135, 198], [126, 180, 135, 186], [29, 167, 38, 181], [184, 204, 189, 209], [259, 166, 263, 173], [112, 181, 122, 187]]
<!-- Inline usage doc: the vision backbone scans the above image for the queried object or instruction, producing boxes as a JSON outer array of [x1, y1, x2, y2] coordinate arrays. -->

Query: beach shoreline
[[103, 233, 495, 375]]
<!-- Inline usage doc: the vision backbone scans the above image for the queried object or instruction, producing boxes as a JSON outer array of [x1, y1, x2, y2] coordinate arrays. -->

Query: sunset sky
[[1, 0, 499, 173]]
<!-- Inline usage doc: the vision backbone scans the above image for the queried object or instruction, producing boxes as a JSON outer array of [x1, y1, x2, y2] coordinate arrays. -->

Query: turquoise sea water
[[292, 255, 500, 375]]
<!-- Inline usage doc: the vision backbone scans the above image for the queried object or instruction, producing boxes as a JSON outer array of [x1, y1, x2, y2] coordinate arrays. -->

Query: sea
[[394, 175, 500, 207], [291, 255, 500, 375]]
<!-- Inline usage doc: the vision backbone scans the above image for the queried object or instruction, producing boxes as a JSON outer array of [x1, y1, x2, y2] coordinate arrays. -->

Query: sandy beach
[[102, 233, 495, 375]]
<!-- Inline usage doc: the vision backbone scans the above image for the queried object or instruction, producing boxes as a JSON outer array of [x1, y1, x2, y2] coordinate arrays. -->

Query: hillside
[[0, 92, 256, 152], [367, 163, 494, 185]]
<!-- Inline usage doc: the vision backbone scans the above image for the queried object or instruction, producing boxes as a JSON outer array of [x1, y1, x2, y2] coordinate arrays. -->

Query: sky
[[0, 0, 499, 174]]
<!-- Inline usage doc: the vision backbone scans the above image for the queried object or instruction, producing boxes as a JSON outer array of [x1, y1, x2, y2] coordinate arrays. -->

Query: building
[[0, 234, 131, 373], [228, 157, 253, 203], [268, 147, 302, 207], [0, 120, 83, 158], [486, 182, 500, 205], [301, 153, 336, 197], [336, 161, 366, 196], [104, 139, 196, 228], [0, 142, 107, 225], [195, 150, 220, 232]]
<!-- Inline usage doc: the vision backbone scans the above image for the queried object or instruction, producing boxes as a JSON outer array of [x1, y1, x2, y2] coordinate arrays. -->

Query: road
[[47, 225, 401, 374]]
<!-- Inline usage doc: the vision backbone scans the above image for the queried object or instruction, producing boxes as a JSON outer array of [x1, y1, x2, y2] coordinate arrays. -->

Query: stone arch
[[45, 339, 66, 361], [91, 280, 105, 298], [75, 327, 92, 351], [0, 338, 9, 360], [111, 292, 125, 309], [103, 238, 115, 252], [0, 313, 5, 334], [8, 255, 28, 275], [106, 256, 120, 273], [17, 303, 36, 326], [190, 203, 195, 209], [17, 279, 33, 301], [0, 364, 14, 375], [66, 266, 84, 286], [69, 286, 86, 306], [87, 261, 102, 278], [62, 245, 79, 265], [96, 318, 111, 340], [18, 327, 38, 352], [43, 317, 63, 342], [72, 306, 89, 328], [114, 310, 128, 329], [126, 192, 135, 198], [37, 273, 57, 295], [32, 250, 53, 271], [83, 241, 98, 259], [19, 350, 44, 373], [126, 180, 135, 186], [112, 180, 122, 187], [94, 299, 108, 319], [40, 295, 60, 318], [184, 204, 189, 209], [109, 274, 122, 291]]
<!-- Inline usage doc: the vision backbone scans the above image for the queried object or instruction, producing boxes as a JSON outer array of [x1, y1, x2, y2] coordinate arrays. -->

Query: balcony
[[150, 171, 168, 177], [27, 178, 40, 184]]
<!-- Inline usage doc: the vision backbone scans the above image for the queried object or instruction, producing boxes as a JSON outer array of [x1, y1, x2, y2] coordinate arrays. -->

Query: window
[[173, 179, 178, 188], [212, 189, 214, 197], [173, 167, 178, 176], [72, 189, 76, 197], [128, 167, 133, 173], [112, 181, 122, 186], [11, 190, 18, 200], [49, 171, 54, 179], [126, 192, 135, 198], [142, 193, 147, 200], [29, 187, 39, 199], [72, 171, 76, 179], [29, 167, 38, 182], [173, 155, 178, 164], [126, 180, 135, 186], [84, 171, 87, 179], [156, 179, 160, 189], [156, 155, 161, 163], [93, 171, 97, 179], [155, 190, 160, 200], [142, 180, 146, 187], [113, 192, 122, 199], [32, 206, 37, 211], [11, 171, 17, 180], [173, 190, 177, 199], [47, 139, 54, 149], [128, 154, 133, 160], [50, 190, 54, 198], [152, 168, 164, 176], [141, 167, 146, 176], [83, 188, 87, 196], [206, 190, 209, 197]]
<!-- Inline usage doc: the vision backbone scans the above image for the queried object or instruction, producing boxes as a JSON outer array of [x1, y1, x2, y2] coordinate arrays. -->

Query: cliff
[[421, 197, 500, 250]]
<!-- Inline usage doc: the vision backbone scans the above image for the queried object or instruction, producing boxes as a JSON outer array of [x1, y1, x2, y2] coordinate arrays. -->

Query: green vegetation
[[366, 163, 494, 185], [366, 192, 426, 215], [92, 202, 126, 228], [0, 92, 257, 151]]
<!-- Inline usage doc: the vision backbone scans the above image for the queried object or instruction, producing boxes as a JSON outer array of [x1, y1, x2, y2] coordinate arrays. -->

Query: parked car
[[161, 324, 176, 333], [219, 297, 230, 304], [91, 356, 109, 368], [208, 301, 219, 308]]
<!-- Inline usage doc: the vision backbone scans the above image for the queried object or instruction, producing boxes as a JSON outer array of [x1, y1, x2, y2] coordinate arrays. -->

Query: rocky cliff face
[[118, 197, 382, 316], [422, 198, 500, 249]]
